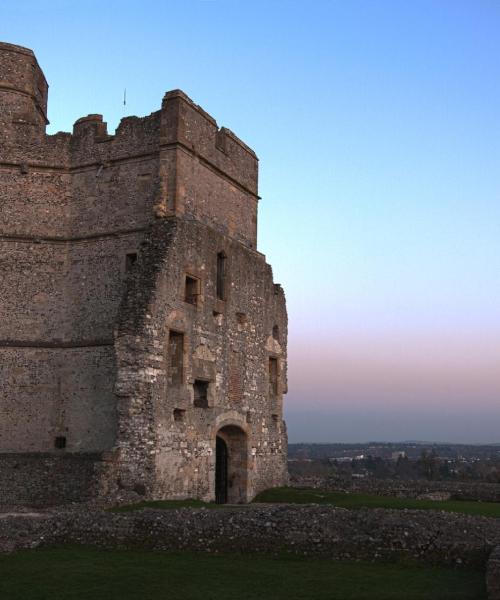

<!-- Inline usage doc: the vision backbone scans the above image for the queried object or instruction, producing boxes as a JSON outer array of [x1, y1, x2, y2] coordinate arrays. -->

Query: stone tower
[[0, 41, 288, 505]]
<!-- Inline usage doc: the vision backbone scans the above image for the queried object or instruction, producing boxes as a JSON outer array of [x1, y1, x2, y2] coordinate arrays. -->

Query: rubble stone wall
[[0, 41, 288, 503], [113, 218, 288, 501], [291, 475, 500, 502], [0, 504, 496, 569], [0, 453, 102, 506]]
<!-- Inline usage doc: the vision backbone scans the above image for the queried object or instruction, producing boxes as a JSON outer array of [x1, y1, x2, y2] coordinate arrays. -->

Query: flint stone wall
[[292, 476, 500, 503], [0, 504, 498, 569], [0, 454, 104, 506], [487, 546, 500, 599]]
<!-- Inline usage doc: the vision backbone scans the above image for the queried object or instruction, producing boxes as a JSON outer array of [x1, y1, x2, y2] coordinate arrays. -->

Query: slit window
[[168, 331, 184, 385], [193, 380, 209, 408], [216, 252, 227, 300], [54, 436, 66, 449], [185, 275, 200, 305], [126, 252, 138, 271], [269, 357, 278, 399]]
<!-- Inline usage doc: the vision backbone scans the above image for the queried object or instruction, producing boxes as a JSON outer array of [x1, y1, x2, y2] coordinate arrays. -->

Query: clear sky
[[2, 0, 499, 443]]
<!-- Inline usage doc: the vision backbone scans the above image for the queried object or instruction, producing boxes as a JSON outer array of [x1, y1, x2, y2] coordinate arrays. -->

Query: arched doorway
[[215, 425, 247, 504]]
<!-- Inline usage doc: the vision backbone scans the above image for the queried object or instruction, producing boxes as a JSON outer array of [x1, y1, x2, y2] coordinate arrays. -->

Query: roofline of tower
[[0, 41, 34, 56], [0, 41, 49, 87], [163, 89, 258, 159]]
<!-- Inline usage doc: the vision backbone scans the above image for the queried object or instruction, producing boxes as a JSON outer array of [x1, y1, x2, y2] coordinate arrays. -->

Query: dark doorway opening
[[215, 425, 247, 504], [215, 436, 228, 504]]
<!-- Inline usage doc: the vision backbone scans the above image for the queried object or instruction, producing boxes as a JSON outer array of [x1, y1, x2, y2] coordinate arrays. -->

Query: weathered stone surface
[[487, 546, 500, 599], [292, 476, 500, 502], [0, 504, 497, 569], [0, 41, 288, 505]]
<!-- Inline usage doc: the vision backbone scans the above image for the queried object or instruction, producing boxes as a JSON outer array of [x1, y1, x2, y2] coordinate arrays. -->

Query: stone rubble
[[0, 503, 498, 568]]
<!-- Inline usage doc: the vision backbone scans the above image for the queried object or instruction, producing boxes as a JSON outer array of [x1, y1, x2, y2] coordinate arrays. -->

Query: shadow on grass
[[0, 546, 487, 600]]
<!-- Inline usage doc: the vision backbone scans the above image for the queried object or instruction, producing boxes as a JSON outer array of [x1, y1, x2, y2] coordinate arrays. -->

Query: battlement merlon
[[160, 89, 259, 197], [68, 91, 259, 197], [68, 90, 259, 199]]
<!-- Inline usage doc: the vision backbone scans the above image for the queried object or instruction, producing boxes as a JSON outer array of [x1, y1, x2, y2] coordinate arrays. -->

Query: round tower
[[0, 41, 48, 137]]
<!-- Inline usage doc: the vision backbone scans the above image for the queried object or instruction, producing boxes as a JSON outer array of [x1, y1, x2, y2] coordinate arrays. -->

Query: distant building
[[392, 451, 406, 461]]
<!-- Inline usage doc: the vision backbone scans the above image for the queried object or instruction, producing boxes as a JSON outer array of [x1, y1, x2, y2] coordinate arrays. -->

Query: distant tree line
[[289, 449, 500, 483]]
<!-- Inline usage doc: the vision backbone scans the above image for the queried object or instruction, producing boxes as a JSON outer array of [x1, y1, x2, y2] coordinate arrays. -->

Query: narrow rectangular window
[[216, 253, 226, 300], [193, 380, 209, 408], [269, 357, 278, 399], [168, 331, 184, 385], [185, 275, 199, 305]]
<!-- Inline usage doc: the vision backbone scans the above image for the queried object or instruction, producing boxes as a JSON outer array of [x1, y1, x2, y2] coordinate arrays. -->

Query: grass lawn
[[0, 546, 486, 600], [254, 487, 500, 518], [112, 487, 500, 519]]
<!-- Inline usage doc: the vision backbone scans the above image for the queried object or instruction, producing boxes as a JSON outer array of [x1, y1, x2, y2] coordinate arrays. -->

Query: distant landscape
[[289, 442, 500, 482]]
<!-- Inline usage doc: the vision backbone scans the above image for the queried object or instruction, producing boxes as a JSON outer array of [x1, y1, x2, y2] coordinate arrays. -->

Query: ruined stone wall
[[113, 218, 288, 501], [292, 475, 500, 503], [0, 505, 496, 570], [1, 41, 287, 503]]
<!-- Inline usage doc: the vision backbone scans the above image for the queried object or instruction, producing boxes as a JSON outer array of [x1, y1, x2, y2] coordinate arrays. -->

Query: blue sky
[[2, 0, 500, 442]]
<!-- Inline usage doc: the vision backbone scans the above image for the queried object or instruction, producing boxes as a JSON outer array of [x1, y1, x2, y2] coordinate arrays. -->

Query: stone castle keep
[[0, 41, 288, 505]]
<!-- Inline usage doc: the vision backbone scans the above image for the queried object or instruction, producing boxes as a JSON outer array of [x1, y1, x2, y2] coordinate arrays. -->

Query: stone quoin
[[0, 41, 288, 505]]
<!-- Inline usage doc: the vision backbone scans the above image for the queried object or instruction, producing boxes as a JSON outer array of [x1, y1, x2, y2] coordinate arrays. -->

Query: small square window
[[185, 275, 200, 305], [54, 436, 66, 449], [193, 380, 209, 408], [173, 408, 185, 422], [126, 252, 138, 271]]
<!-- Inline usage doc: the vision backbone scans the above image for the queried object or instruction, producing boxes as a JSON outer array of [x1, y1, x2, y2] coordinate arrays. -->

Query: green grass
[[0, 546, 486, 600], [254, 487, 500, 518], [111, 487, 500, 519]]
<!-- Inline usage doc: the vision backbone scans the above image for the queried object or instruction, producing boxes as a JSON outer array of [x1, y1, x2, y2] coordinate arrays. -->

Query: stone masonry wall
[[113, 218, 288, 501], [0, 505, 497, 570], [0, 41, 287, 504], [292, 475, 500, 503], [0, 454, 101, 506]]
